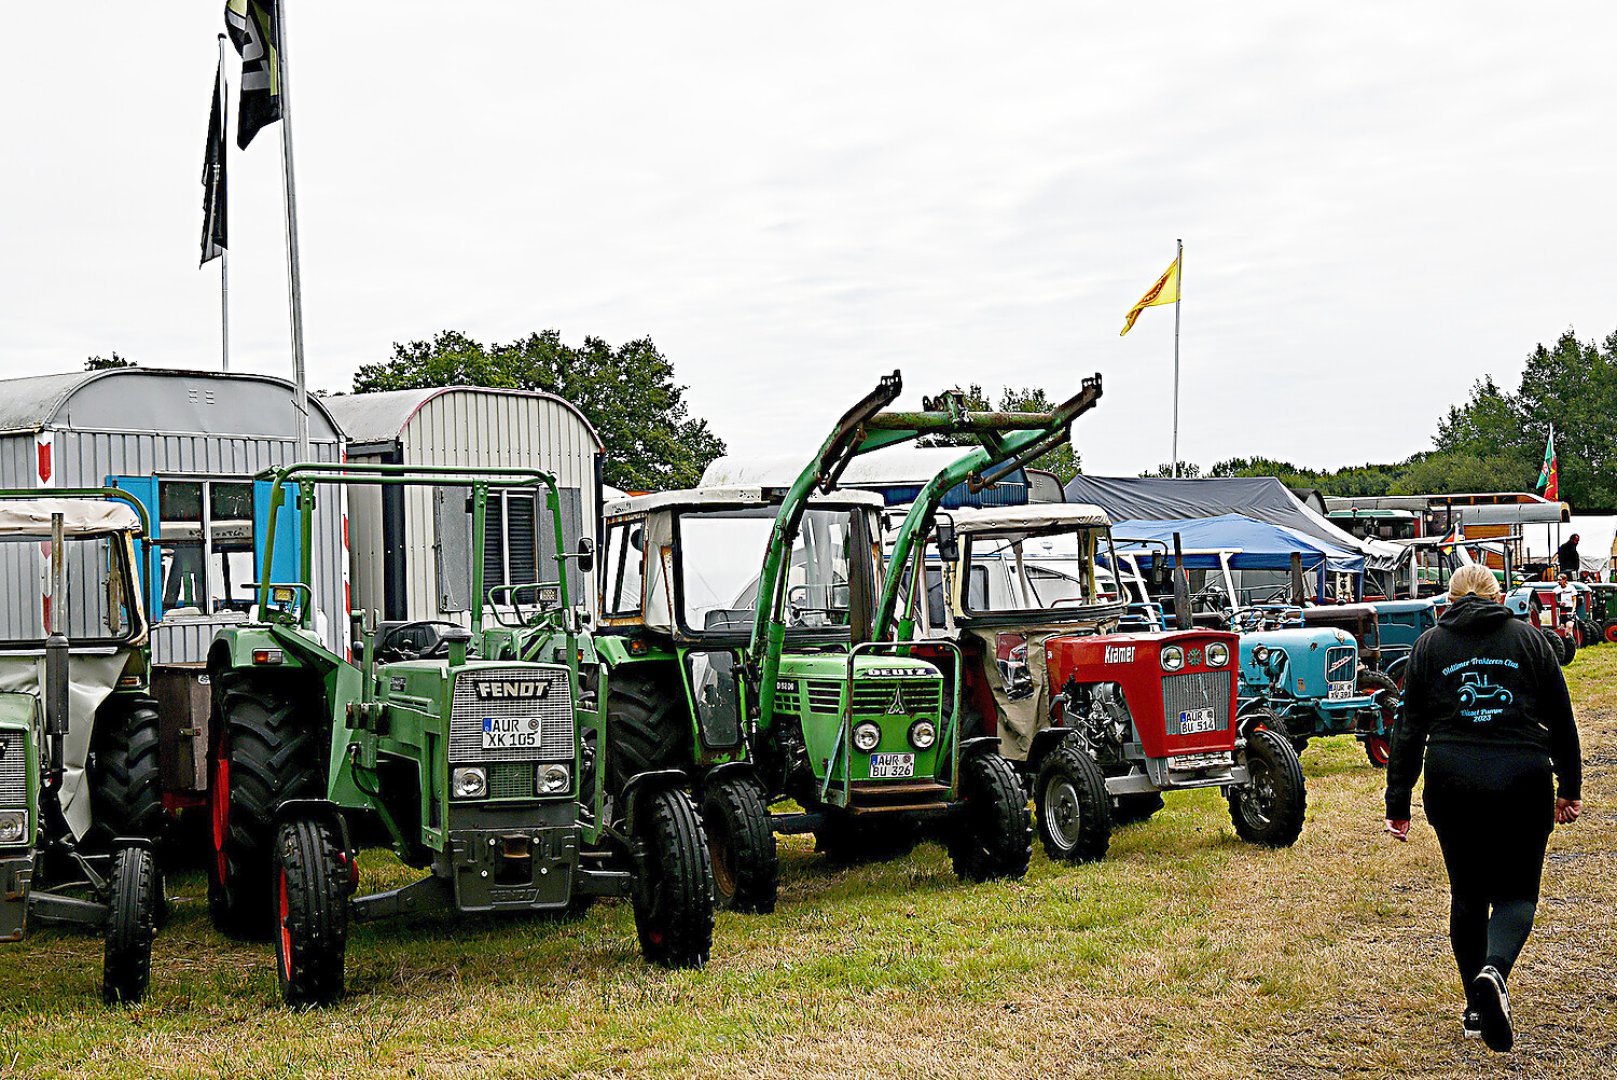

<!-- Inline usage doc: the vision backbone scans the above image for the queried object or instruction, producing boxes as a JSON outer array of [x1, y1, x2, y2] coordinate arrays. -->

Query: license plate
[[869, 752, 914, 778], [1327, 682, 1354, 701], [1172, 751, 1233, 770], [1178, 708, 1217, 734], [483, 716, 541, 750]]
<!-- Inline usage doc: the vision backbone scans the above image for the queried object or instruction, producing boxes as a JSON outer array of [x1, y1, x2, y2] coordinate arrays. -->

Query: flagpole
[[273, 0, 311, 463], [1171, 238, 1183, 478], [217, 34, 231, 374]]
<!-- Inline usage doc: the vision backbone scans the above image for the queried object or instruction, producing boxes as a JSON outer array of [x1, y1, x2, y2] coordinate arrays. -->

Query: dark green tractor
[[206, 464, 713, 1006]]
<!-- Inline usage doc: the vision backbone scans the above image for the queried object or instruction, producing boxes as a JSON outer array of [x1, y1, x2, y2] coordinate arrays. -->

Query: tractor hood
[[1239, 627, 1357, 698]]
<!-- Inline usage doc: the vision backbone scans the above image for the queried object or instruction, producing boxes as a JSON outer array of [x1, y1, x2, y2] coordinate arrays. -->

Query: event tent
[[1108, 513, 1365, 601]]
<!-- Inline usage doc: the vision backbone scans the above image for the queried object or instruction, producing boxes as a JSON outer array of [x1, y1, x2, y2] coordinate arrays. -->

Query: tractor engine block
[[1061, 679, 1132, 764]]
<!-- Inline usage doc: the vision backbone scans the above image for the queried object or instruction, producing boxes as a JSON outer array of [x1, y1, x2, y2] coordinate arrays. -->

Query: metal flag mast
[[1171, 238, 1183, 478], [216, 34, 231, 373], [274, 0, 311, 463]]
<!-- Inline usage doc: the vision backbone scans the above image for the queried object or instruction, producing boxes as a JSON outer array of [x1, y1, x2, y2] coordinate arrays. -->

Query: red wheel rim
[[211, 754, 231, 887], [278, 865, 293, 981], [1366, 736, 1391, 766], [1605, 624, 1617, 644]]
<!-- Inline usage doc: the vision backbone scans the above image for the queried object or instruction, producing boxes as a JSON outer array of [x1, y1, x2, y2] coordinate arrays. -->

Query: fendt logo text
[[474, 680, 552, 701]]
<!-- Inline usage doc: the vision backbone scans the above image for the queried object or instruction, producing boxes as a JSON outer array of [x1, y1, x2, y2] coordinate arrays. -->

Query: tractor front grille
[[1162, 671, 1232, 735], [851, 679, 943, 717], [0, 732, 25, 807], [805, 681, 843, 714], [450, 668, 574, 763], [1324, 646, 1357, 685], [773, 683, 802, 715], [487, 761, 537, 800]]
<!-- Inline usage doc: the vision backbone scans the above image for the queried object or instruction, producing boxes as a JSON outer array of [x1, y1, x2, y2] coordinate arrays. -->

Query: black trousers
[[1424, 742, 1555, 987]]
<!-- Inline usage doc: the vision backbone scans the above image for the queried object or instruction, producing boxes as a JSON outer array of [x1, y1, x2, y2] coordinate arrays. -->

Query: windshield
[[0, 532, 141, 648], [961, 526, 1118, 616], [677, 506, 859, 636]]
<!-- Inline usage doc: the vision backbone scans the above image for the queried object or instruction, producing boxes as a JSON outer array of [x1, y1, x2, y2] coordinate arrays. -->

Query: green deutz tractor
[[523, 374, 1107, 911], [206, 464, 713, 1007], [0, 491, 165, 1003]]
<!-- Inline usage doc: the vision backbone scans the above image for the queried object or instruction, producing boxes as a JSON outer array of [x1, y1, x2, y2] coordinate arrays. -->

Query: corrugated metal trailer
[[0, 367, 347, 802], [325, 385, 603, 625]]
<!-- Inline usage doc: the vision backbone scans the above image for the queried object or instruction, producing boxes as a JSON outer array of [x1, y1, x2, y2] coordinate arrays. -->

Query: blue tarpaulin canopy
[[1108, 514, 1366, 601]]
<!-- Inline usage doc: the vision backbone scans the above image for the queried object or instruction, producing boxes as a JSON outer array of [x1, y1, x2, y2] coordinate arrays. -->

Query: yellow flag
[[1120, 257, 1180, 336]]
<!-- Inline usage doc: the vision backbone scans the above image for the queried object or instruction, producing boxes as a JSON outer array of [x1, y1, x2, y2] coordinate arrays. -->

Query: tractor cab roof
[[606, 486, 886, 517], [941, 503, 1111, 535], [0, 498, 143, 538]]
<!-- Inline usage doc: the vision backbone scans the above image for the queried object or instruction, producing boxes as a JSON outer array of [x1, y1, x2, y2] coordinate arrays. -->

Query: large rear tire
[[606, 669, 691, 792], [1602, 619, 1617, 645], [207, 670, 324, 940], [948, 752, 1032, 882], [1358, 669, 1400, 769], [89, 696, 168, 849], [274, 816, 349, 1008], [1228, 728, 1306, 848], [699, 774, 778, 914], [631, 787, 714, 969], [1034, 741, 1112, 863], [102, 845, 161, 1005]]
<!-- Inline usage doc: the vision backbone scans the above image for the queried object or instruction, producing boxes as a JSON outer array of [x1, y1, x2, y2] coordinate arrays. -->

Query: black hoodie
[[1385, 595, 1583, 819]]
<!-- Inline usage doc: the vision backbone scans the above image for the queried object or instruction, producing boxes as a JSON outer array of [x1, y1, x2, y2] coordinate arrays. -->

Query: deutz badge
[[886, 687, 906, 714]]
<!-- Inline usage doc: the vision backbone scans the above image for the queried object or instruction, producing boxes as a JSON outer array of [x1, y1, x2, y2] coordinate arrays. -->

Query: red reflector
[[252, 649, 284, 665]]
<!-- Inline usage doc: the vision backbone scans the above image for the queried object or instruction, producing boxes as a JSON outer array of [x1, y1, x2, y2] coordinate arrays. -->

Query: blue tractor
[[1234, 620, 1392, 765]]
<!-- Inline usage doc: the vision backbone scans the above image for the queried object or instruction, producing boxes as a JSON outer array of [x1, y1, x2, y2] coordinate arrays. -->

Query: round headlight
[[1253, 645, 1272, 665], [451, 766, 488, 799], [1161, 645, 1185, 672], [852, 721, 882, 752], [908, 719, 937, 750], [538, 763, 571, 796], [1206, 642, 1230, 667], [0, 809, 26, 845]]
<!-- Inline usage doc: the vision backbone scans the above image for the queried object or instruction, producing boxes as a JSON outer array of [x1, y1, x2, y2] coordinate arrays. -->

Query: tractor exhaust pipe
[[1290, 551, 1307, 607], [44, 513, 69, 791], [1172, 532, 1193, 631]]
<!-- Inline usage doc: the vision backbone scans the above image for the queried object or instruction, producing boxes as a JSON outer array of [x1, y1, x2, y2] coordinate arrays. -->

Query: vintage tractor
[[1232, 619, 1390, 764], [206, 464, 713, 1007], [567, 375, 1125, 910], [0, 491, 165, 1002], [1505, 584, 1577, 665], [877, 463, 1308, 864]]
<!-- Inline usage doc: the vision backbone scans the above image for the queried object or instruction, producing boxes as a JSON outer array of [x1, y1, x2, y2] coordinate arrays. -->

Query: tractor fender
[[957, 735, 1003, 759], [698, 759, 759, 792], [1236, 708, 1278, 739], [207, 629, 314, 674], [621, 768, 690, 832], [272, 798, 354, 860], [594, 636, 677, 670], [1027, 727, 1080, 769], [1383, 657, 1408, 686]]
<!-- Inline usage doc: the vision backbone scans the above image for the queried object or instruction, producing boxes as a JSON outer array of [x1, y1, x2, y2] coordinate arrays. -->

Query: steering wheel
[[376, 620, 463, 662]]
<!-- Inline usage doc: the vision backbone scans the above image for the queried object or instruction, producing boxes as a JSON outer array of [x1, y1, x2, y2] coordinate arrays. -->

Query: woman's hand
[[1385, 818, 1411, 841], [1556, 798, 1582, 825]]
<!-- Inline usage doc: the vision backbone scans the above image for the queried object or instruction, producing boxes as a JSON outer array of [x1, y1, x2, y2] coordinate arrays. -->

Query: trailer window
[[154, 479, 257, 616]]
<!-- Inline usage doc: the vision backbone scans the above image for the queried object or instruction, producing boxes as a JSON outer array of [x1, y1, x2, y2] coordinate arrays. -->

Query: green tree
[[85, 352, 135, 370], [1139, 462, 1203, 478], [915, 384, 1083, 482], [353, 330, 727, 491]]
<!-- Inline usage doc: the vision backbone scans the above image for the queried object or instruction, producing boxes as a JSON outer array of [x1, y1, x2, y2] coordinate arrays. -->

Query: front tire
[[89, 696, 168, 849], [700, 774, 778, 914], [1034, 742, 1112, 862], [631, 787, 714, 969], [1358, 669, 1400, 769], [207, 670, 324, 940], [949, 753, 1032, 882], [102, 845, 161, 1005], [274, 816, 349, 1008], [1228, 728, 1307, 847]]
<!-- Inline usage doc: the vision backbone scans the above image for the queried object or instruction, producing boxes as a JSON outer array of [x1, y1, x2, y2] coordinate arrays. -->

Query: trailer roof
[[942, 503, 1111, 534], [0, 498, 142, 537], [325, 385, 602, 449], [0, 367, 342, 439], [606, 486, 887, 516]]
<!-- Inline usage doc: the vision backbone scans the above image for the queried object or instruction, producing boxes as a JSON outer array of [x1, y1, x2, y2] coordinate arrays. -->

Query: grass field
[[2, 653, 1613, 1080]]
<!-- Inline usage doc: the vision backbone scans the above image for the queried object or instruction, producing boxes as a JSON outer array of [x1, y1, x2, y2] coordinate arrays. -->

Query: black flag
[[223, 0, 280, 149], [200, 58, 228, 265]]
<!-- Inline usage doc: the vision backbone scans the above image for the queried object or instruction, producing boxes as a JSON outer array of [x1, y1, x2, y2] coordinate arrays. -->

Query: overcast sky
[[2, 4, 1612, 476]]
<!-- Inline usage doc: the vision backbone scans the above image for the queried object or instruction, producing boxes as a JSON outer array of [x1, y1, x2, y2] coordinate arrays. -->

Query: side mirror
[[573, 537, 596, 575], [935, 522, 960, 563]]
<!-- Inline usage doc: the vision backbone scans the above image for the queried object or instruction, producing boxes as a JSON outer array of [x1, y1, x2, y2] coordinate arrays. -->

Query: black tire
[[88, 696, 168, 848], [1111, 792, 1165, 827], [1358, 669, 1400, 769], [606, 669, 691, 792], [949, 752, 1032, 882], [207, 670, 324, 940], [700, 774, 778, 914], [102, 845, 160, 1005], [1604, 619, 1617, 645], [1228, 728, 1307, 848], [631, 786, 714, 969], [273, 816, 349, 1008], [1034, 741, 1112, 863]]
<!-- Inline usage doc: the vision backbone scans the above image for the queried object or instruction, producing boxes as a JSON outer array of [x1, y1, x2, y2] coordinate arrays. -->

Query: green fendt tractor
[[553, 374, 1101, 911], [0, 490, 165, 1003], [206, 464, 713, 1006]]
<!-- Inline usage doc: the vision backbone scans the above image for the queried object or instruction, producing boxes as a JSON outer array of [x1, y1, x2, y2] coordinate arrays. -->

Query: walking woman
[[1385, 564, 1583, 1053]]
